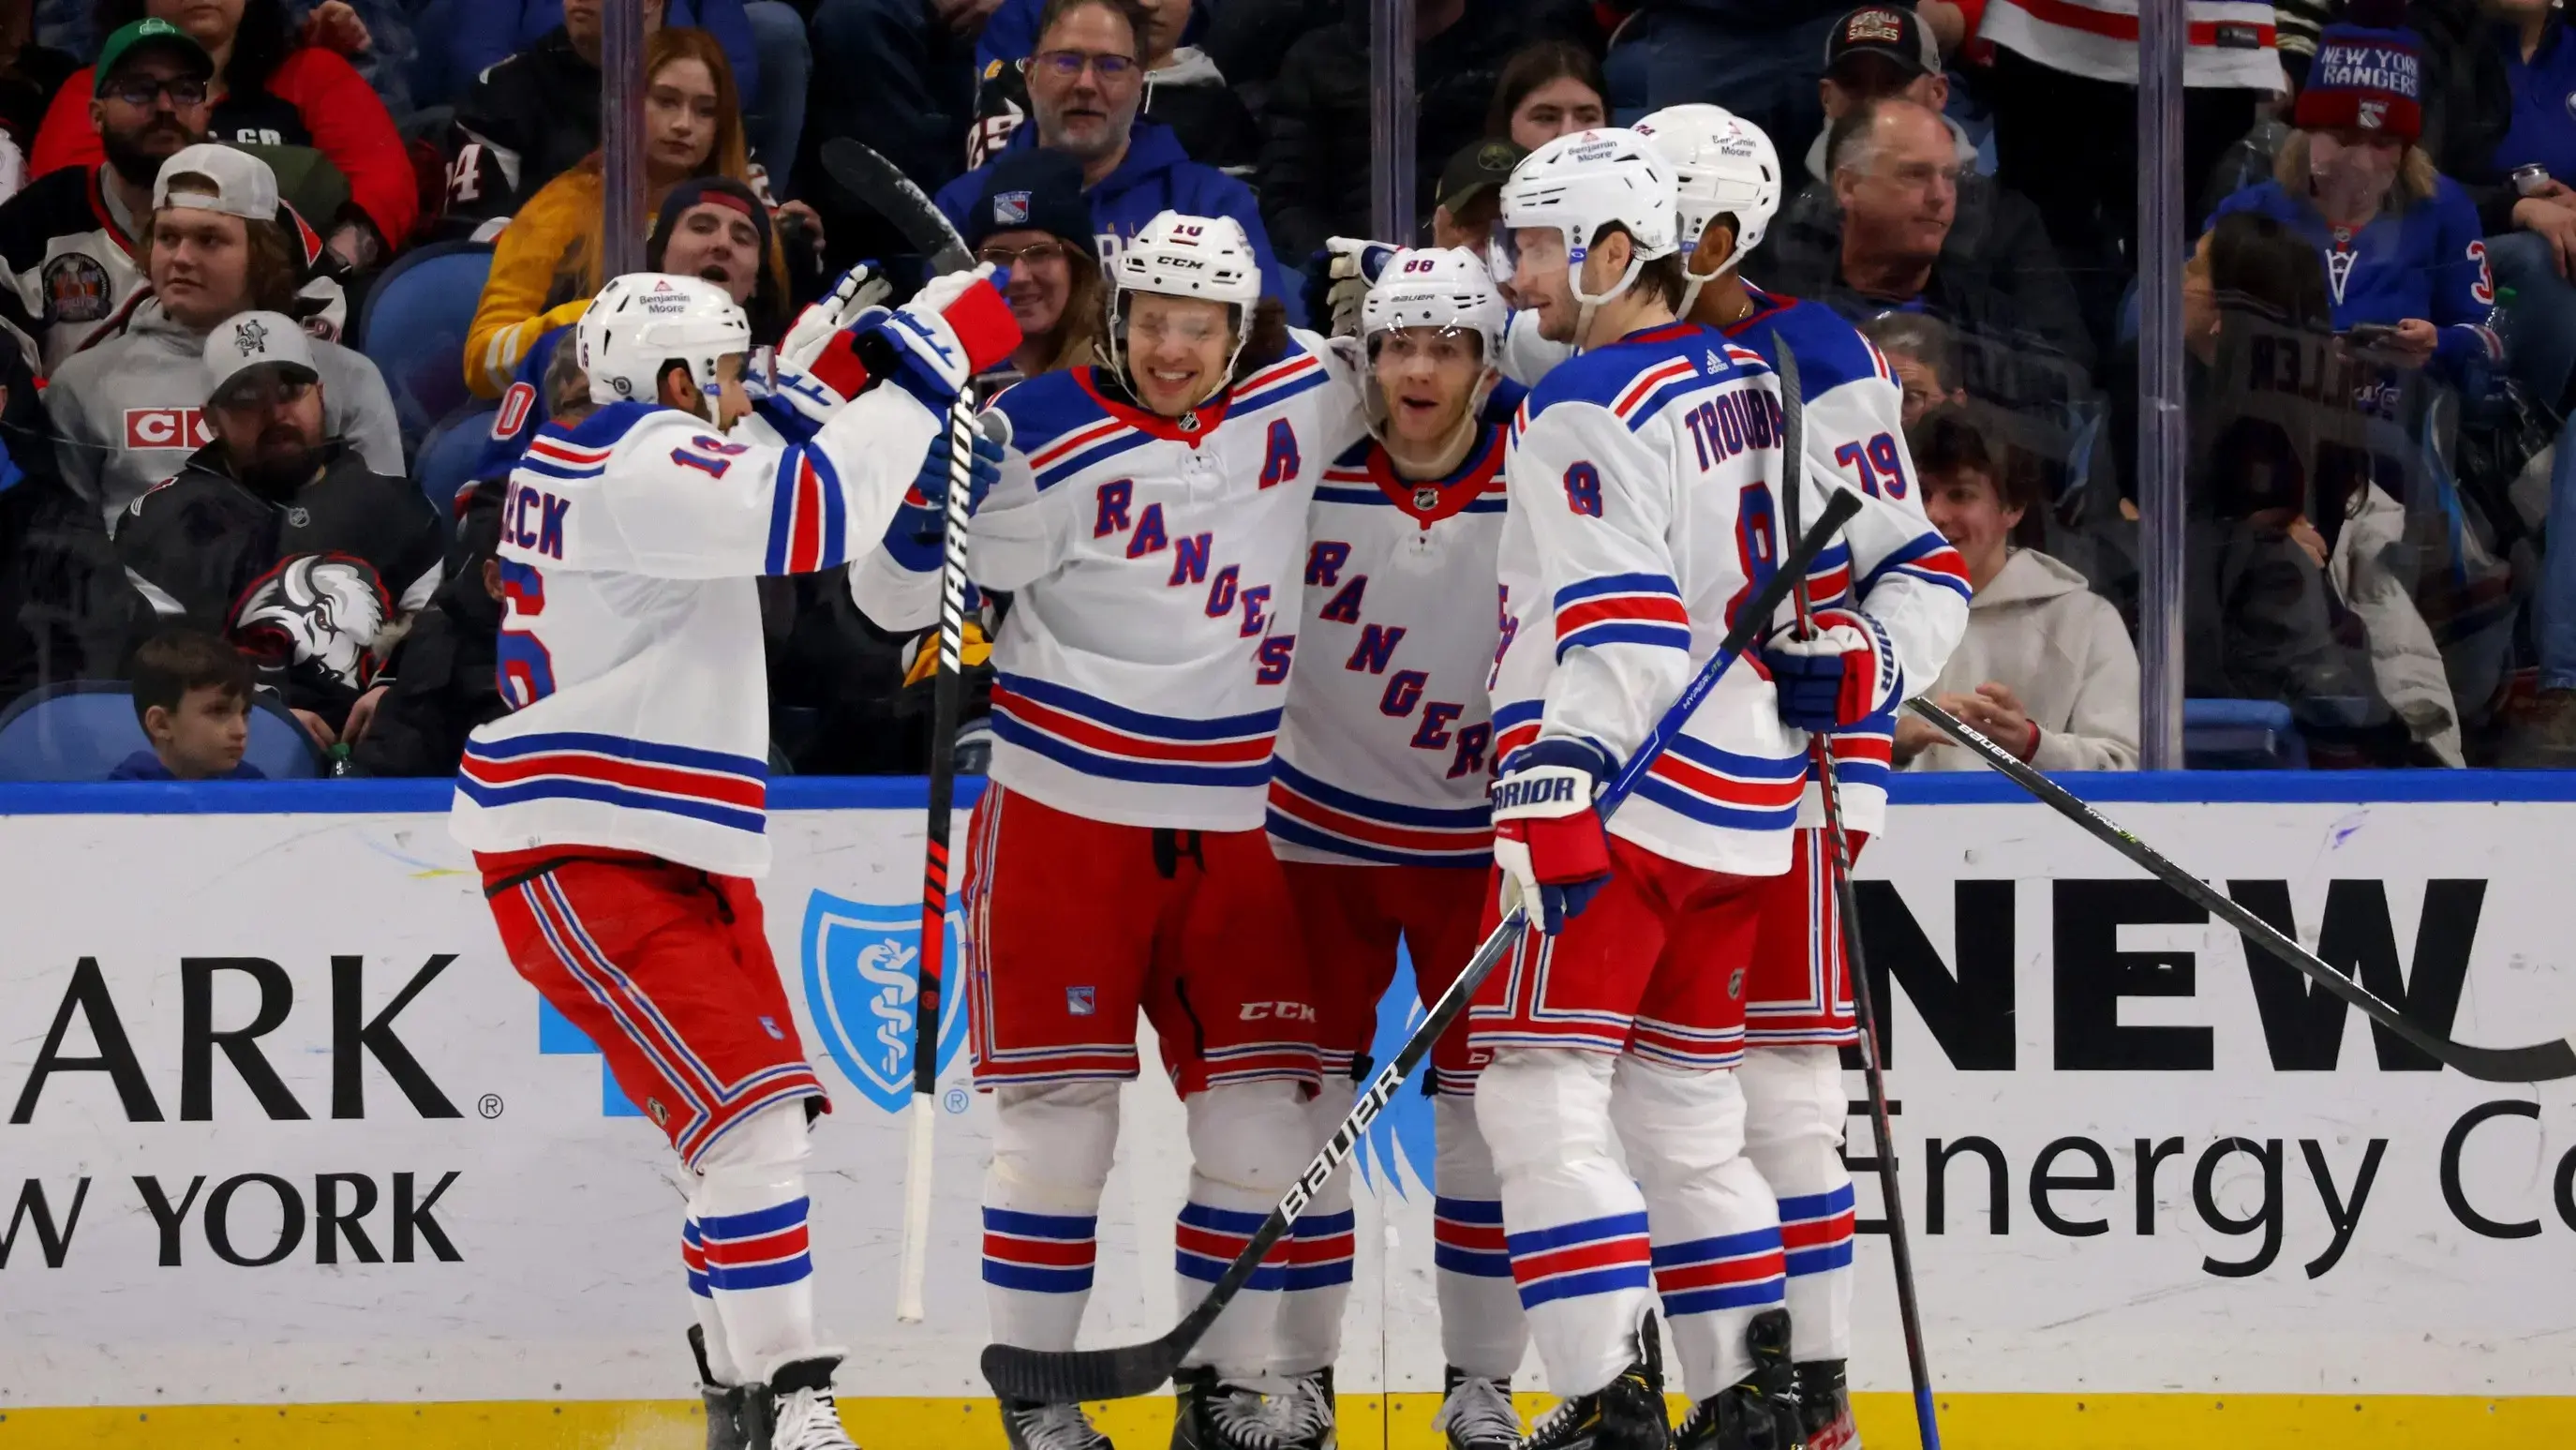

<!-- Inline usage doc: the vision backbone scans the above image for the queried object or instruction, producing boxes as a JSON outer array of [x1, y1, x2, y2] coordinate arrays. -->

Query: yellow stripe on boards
[[1, 1393, 2570, 1447]]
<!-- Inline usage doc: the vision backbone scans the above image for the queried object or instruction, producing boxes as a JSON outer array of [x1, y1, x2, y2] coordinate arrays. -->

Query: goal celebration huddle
[[453, 108, 1973, 1450]]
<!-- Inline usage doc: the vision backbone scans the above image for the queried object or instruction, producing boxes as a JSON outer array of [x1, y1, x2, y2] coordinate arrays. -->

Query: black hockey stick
[[1909, 698, 2576, 1084], [1777, 342, 1943, 1450], [818, 136, 988, 1321], [979, 489, 1869, 1406]]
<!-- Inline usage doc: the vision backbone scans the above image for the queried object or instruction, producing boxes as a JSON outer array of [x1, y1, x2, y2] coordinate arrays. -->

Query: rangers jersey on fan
[[850, 334, 1364, 832], [1490, 321, 1966, 876], [1268, 424, 1508, 868], [1726, 284, 1965, 836], [452, 380, 944, 876], [1979, 0, 2283, 89]]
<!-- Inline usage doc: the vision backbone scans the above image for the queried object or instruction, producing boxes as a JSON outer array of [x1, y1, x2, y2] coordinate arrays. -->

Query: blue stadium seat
[[417, 402, 501, 516], [0, 681, 325, 781], [355, 241, 495, 452], [2183, 697, 2307, 770]]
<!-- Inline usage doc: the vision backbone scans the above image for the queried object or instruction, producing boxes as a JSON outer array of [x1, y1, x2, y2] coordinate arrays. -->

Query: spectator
[[0, 18, 214, 370], [1757, 9, 2077, 368], [2207, 18, 2501, 384], [349, 474, 507, 776], [2474, 0, 2576, 412], [967, 146, 1105, 379], [46, 145, 399, 520], [937, 0, 1283, 296], [0, 338, 145, 697], [1893, 405, 2140, 771], [1859, 309, 1965, 428], [117, 308, 438, 747], [1599, 0, 1841, 145], [35, 0, 415, 265], [463, 27, 776, 397], [1973, 0, 2279, 341], [444, 0, 669, 229], [1769, 97, 2095, 375], [110, 625, 263, 779], [808, 0, 989, 197], [1486, 39, 1605, 151], [1430, 135, 1524, 250], [0, 3, 78, 168], [967, 0, 1255, 175], [474, 172, 786, 469]]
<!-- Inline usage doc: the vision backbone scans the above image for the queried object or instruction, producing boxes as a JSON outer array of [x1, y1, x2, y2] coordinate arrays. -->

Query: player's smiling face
[[1507, 227, 1577, 343], [1371, 327, 1482, 450], [1124, 291, 1233, 416]]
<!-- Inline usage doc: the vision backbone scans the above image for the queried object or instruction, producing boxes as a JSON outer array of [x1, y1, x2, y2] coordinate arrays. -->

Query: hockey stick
[[1909, 698, 2576, 1084], [1776, 341, 1943, 1450], [979, 489, 1867, 1406], [814, 136, 984, 1323]]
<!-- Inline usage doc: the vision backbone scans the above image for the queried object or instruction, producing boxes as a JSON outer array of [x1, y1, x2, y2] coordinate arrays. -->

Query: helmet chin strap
[[1568, 250, 1647, 353]]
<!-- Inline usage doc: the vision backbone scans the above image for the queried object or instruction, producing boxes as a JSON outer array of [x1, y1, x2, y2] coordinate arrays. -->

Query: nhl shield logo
[[799, 889, 971, 1113]]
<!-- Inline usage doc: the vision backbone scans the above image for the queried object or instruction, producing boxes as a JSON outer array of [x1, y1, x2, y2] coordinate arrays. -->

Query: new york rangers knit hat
[[2295, 0, 2422, 142]]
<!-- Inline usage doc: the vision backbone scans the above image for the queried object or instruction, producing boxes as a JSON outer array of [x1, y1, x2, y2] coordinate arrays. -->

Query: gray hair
[[1861, 310, 1958, 387], [1827, 96, 1942, 181]]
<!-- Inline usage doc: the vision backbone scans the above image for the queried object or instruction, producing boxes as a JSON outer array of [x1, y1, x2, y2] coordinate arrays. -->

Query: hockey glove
[[1762, 606, 1900, 733], [779, 261, 894, 377], [1491, 738, 1615, 936], [1302, 237, 1399, 338], [877, 263, 1023, 403], [880, 422, 1005, 572]]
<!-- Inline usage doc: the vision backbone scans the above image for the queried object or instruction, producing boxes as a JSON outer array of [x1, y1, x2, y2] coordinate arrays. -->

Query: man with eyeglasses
[[934, 0, 1287, 308], [0, 19, 216, 372]]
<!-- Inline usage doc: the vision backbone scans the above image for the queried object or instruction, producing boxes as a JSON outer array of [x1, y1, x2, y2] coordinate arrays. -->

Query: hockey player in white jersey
[[454, 269, 1023, 1450], [850, 211, 1366, 1450], [1474, 128, 1965, 1450], [1633, 101, 1973, 1450], [1264, 247, 1527, 1450]]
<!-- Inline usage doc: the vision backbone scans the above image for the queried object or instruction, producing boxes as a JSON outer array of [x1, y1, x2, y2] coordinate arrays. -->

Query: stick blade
[[2444, 1036, 2576, 1084], [981, 1335, 1184, 1403], [818, 138, 975, 275]]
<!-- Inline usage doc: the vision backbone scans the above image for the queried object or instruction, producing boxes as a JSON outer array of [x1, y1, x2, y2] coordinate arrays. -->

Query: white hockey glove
[[1491, 738, 1615, 936], [779, 262, 893, 377], [1303, 237, 1399, 338]]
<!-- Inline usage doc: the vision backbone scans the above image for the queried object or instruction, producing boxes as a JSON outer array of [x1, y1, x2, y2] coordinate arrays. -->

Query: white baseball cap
[[203, 310, 320, 403], [154, 142, 280, 221]]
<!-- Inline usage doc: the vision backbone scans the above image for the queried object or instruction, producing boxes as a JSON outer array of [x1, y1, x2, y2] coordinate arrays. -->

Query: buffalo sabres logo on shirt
[[228, 552, 393, 692]]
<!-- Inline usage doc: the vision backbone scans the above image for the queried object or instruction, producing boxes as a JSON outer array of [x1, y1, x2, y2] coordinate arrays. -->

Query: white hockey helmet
[[1108, 210, 1266, 388], [1634, 104, 1782, 294], [1358, 247, 1507, 443], [579, 273, 752, 410], [1493, 128, 1679, 313]]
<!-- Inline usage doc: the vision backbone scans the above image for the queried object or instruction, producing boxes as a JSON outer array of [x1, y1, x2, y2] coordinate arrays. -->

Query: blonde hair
[[2276, 127, 2440, 211]]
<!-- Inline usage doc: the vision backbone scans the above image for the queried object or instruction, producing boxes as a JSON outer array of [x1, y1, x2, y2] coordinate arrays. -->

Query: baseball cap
[[1436, 139, 1529, 216], [1824, 6, 1938, 78], [203, 311, 320, 404], [154, 143, 281, 221], [95, 18, 215, 97]]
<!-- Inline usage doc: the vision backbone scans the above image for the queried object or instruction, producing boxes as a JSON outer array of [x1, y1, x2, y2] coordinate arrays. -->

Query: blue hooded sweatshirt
[[933, 119, 1292, 308]]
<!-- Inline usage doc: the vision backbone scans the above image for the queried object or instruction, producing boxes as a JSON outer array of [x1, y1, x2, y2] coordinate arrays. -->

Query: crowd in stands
[[0, 0, 2573, 780]]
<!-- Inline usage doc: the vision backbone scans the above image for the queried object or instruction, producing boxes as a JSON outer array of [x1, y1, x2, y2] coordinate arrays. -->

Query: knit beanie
[[648, 176, 775, 267], [962, 147, 1098, 261], [2295, 0, 2422, 143]]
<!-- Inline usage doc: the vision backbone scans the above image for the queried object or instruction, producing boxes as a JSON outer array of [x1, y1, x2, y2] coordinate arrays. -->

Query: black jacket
[[350, 486, 506, 778], [0, 348, 144, 699], [117, 441, 445, 727], [446, 27, 603, 229], [2403, 0, 2523, 236], [1258, 0, 1539, 259]]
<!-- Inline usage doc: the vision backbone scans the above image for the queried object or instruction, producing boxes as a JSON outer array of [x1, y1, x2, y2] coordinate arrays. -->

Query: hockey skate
[[1792, 1362, 1856, 1450], [738, 1355, 863, 1450], [1523, 1312, 1672, 1450], [1002, 1398, 1118, 1450], [1431, 1367, 1521, 1450], [1264, 1368, 1337, 1450], [689, 1325, 756, 1450], [1170, 1366, 1307, 1450], [1673, 1308, 1800, 1450]]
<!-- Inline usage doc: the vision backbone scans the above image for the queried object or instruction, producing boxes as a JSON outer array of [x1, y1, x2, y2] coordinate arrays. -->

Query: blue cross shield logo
[[798, 889, 971, 1114]]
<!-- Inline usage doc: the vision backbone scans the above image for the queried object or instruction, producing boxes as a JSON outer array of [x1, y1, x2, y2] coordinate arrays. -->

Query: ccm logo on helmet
[[124, 408, 214, 449], [1240, 1001, 1318, 1024]]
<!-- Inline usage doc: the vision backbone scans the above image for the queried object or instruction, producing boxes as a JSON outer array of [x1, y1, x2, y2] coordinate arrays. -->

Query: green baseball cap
[[95, 19, 216, 97]]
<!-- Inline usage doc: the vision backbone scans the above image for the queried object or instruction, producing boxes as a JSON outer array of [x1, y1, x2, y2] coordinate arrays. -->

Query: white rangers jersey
[[1490, 321, 1966, 876], [1726, 285, 1969, 835], [1979, 0, 2284, 90], [451, 380, 943, 875], [850, 334, 1365, 832], [1268, 423, 1509, 869]]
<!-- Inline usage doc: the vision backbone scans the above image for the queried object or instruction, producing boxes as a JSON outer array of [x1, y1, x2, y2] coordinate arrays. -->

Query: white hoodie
[[1905, 546, 2140, 772]]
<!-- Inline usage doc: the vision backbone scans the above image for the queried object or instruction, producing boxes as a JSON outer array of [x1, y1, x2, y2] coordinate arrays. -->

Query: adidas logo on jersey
[[1706, 350, 1724, 374]]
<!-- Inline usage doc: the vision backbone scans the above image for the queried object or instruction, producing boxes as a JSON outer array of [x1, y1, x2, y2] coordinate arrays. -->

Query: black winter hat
[[962, 148, 1097, 261]]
